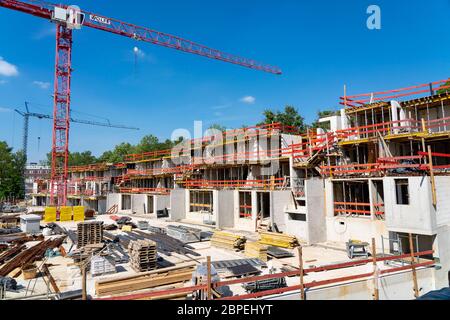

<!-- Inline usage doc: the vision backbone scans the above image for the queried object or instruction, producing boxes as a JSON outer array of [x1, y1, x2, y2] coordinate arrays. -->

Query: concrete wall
[[305, 178, 327, 244], [169, 189, 186, 221], [433, 225, 450, 289], [131, 194, 146, 214], [435, 176, 450, 227], [154, 195, 170, 213], [326, 216, 388, 247], [384, 176, 437, 235], [216, 190, 235, 229], [270, 190, 292, 232], [106, 193, 121, 211]]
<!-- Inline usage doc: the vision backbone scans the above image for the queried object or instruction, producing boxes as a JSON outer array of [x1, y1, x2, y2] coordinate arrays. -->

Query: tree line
[[0, 141, 26, 201]]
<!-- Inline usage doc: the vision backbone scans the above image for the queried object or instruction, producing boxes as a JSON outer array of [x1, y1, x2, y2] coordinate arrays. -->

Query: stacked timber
[[244, 242, 268, 262], [259, 231, 299, 249], [77, 221, 103, 248], [128, 240, 157, 272], [95, 263, 196, 297], [210, 231, 246, 251]]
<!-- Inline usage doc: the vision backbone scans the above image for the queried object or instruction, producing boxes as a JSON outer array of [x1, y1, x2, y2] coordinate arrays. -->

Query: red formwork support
[[50, 24, 73, 207]]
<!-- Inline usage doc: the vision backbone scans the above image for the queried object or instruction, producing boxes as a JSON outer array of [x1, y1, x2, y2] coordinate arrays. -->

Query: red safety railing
[[124, 123, 301, 162], [118, 187, 171, 195], [341, 78, 450, 108], [334, 202, 384, 217], [181, 178, 286, 189], [96, 249, 434, 301]]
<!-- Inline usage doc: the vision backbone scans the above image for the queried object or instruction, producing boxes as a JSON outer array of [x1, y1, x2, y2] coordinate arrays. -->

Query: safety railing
[[334, 201, 384, 218], [118, 187, 171, 195], [181, 178, 286, 190], [340, 78, 450, 108], [96, 249, 434, 301]]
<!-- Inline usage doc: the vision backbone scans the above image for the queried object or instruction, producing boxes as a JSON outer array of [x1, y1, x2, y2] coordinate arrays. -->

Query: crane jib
[[88, 14, 111, 26]]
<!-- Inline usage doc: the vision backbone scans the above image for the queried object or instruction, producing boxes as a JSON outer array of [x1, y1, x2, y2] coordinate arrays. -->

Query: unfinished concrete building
[[30, 78, 450, 290]]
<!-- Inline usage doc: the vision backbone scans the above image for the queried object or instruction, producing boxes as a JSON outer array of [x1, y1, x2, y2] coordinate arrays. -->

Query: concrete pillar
[[340, 108, 349, 130], [391, 100, 400, 134]]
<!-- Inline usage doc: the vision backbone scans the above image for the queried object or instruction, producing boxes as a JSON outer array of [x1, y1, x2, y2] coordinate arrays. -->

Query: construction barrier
[[59, 206, 73, 222], [73, 206, 85, 221], [43, 207, 57, 223]]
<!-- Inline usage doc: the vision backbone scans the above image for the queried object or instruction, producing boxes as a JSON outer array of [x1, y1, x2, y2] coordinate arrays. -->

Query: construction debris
[[259, 231, 299, 249], [0, 237, 66, 277], [77, 221, 103, 248], [245, 241, 268, 262], [128, 240, 157, 272], [95, 262, 196, 296], [211, 231, 246, 251], [243, 277, 287, 293]]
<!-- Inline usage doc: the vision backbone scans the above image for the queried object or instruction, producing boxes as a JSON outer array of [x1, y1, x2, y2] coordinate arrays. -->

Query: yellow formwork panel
[[73, 206, 85, 221], [44, 207, 57, 223], [60, 206, 73, 222]]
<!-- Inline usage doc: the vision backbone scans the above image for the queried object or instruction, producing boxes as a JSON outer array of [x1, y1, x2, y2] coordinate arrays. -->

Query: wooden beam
[[371, 238, 379, 300], [297, 246, 305, 300], [428, 145, 437, 207], [207, 256, 212, 300], [409, 233, 420, 298]]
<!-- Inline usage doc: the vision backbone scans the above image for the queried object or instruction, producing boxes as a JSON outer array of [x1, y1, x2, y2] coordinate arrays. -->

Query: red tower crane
[[0, 0, 281, 207]]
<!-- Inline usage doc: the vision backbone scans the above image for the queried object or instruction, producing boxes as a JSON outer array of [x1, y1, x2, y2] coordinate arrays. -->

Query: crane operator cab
[[51, 5, 84, 30]]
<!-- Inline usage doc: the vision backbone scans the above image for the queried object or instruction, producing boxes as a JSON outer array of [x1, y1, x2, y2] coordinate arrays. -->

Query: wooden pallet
[[77, 222, 104, 248], [128, 240, 157, 272]]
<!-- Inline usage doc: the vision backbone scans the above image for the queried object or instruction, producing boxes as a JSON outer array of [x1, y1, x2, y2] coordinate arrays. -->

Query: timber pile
[[210, 231, 246, 250], [95, 263, 196, 296], [0, 237, 66, 277], [259, 231, 299, 249], [0, 244, 25, 265], [128, 240, 157, 272], [244, 242, 268, 262], [77, 221, 103, 248]]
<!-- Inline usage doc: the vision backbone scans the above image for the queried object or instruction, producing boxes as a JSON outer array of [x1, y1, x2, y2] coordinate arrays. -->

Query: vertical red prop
[[50, 24, 72, 207]]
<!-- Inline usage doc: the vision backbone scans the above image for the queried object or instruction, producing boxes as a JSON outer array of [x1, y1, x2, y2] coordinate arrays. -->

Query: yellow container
[[73, 206, 85, 221], [122, 225, 132, 232], [60, 206, 73, 222], [44, 207, 57, 223]]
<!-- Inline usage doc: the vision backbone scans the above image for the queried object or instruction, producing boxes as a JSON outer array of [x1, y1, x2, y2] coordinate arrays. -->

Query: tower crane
[[14, 102, 139, 162], [0, 0, 281, 207]]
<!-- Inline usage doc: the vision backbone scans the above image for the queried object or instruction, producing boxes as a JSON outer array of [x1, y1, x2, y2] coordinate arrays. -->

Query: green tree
[[0, 142, 26, 200], [437, 80, 450, 95], [46, 151, 98, 166], [311, 109, 339, 130], [259, 106, 307, 131], [98, 142, 136, 163], [136, 135, 160, 153], [208, 124, 227, 132]]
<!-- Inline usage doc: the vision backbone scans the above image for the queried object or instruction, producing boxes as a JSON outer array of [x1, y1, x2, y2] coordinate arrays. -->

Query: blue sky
[[1, 0, 449, 163]]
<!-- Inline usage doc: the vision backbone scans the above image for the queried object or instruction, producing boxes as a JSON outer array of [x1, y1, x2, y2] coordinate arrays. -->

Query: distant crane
[[15, 102, 139, 162], [1, 0, 281, 207]]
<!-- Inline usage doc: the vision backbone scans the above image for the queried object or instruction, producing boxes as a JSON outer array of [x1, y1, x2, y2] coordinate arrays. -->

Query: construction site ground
[[2, 211, 426, 300]]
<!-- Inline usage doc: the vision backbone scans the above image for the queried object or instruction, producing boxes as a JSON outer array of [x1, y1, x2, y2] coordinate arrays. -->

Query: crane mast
[[0, 0, 282, 207]]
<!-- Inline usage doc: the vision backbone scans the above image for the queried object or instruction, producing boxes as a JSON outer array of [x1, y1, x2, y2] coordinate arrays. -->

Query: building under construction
[[25, 78, 450, 298]]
